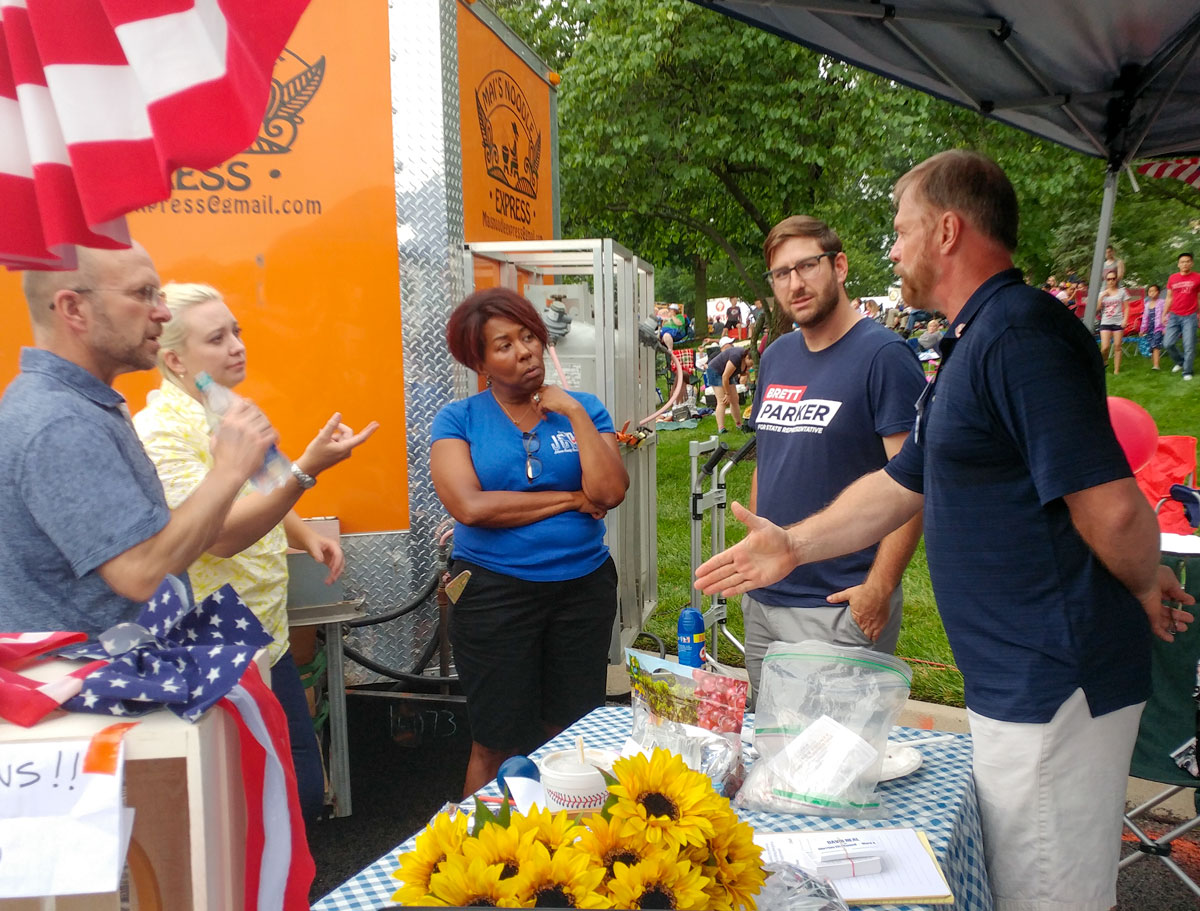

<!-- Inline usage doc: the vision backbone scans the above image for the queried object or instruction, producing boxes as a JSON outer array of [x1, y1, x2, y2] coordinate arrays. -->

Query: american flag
[[0, 0, 312, 269], [0, 578, 314, 908], [56, 577, 272, 721]]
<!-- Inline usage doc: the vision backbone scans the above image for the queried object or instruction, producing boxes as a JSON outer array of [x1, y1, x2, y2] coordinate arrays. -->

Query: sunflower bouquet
[[392, 747, 767, 909]]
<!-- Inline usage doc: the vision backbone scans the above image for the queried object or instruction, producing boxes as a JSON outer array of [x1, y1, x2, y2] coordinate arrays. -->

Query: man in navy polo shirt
[[0, 243, 277, 635], [697, 150, 1193, 911]]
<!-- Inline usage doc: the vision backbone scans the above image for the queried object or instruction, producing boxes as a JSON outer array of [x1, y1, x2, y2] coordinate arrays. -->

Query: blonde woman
[[133, 282, 377, 821]]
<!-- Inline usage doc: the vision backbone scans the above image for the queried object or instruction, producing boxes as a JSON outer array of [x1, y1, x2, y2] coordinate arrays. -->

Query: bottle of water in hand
[[194, 372, 292, 493]]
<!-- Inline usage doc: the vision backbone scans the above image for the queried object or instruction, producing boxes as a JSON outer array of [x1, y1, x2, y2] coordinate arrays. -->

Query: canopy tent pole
[[1084, 169, 1118, 332]]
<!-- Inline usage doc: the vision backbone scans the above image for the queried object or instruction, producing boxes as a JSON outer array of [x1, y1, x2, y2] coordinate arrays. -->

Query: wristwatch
[[290, 462, 316, 490]]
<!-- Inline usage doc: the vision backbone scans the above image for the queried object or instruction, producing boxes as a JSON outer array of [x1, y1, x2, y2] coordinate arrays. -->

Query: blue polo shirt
[[0, 349, 171, 634], [886, 270, 1150, 723], [431, 390, 614, 582]]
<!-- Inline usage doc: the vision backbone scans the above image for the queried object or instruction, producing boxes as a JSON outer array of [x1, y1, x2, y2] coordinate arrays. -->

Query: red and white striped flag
[[222, 664, 316, 911], [0, 630, 86, 669], [1136, 157, 1200, 191], [0, 0, 311, 270]]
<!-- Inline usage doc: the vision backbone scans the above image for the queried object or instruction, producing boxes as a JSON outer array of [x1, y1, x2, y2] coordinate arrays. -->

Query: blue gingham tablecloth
[[314, 706, 992, 911]]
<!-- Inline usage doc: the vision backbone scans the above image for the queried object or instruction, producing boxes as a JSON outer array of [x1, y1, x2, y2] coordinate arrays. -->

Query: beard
[[896, 242, 937, 312], [92, 305, 158, 372], [789, 280, 840, 329]]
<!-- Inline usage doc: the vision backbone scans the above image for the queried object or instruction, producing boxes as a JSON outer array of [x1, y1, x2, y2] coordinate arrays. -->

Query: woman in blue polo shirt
[[431, 287, 629, 796]]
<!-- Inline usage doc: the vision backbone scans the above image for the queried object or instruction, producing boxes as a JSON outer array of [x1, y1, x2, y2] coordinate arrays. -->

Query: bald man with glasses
[[739, 215, 927, 702], [0, 243, 277, 635]]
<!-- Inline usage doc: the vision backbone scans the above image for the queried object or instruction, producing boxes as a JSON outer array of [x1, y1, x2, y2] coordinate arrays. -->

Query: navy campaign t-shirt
[[750, 319, 925, 607]]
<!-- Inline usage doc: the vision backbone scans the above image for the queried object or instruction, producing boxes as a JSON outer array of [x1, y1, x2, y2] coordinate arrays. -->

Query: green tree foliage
[[486, 0, 597, 70], [489, 0, 1200, 321]]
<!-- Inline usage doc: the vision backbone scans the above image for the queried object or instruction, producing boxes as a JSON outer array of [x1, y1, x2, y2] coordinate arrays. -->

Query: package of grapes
[[624, 648, 749, 796]]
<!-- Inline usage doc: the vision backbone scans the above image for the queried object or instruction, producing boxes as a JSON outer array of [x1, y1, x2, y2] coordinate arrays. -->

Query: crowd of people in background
[[654, 241, 1200, 390], [1036, 247, 1200, 380]]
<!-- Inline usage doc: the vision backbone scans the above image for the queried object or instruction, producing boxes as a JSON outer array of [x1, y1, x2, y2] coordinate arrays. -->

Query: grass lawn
[[645, 340, 1200, 706]]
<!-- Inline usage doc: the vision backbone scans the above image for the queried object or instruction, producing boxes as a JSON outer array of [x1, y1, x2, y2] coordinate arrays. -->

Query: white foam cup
[[538, 748, 619, 812]]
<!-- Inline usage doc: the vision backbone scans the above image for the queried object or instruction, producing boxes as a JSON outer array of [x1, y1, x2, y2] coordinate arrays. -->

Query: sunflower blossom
[[427, 854, 515, 907], [503, 841, 611, 909], [607, 853, 711, 910], [463, 819, 539, 881], [509, 805, 580, 853], [392, 809, 469, 905], [607, 749, 719, 852], [703, 817, 766, 911], [576, 813, 652, 884]]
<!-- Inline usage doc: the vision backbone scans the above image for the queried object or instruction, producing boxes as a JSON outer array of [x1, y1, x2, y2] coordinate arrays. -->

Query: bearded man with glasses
[[738, 215, 927, 702], [0, 243, 278, 635]]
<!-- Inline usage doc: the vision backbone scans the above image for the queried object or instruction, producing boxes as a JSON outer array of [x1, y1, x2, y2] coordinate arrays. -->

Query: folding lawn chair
[[1138, 437, 1198, 535], [1121, 295, 1144, 356], [1120, 524, 1200, 896]]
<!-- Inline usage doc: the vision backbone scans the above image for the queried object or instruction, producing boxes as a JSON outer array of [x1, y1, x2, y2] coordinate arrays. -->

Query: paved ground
[[307, 695, 472, 902], [308, 695, 1200, 909]]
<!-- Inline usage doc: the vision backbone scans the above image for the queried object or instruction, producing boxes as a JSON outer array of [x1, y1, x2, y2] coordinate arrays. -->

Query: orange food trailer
[[0, 0, 658, 728]]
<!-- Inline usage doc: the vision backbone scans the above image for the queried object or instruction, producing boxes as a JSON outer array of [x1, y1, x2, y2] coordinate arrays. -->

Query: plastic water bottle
[[677, 607, 706, 667], [194, 372, 292, 493]]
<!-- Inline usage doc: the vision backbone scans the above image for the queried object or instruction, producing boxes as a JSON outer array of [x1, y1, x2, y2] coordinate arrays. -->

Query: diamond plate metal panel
[[340, 531, 441, 686], [343, 0, 466, 680]]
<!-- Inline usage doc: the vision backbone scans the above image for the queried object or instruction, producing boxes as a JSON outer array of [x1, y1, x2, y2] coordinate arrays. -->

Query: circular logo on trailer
[[474, 69, 542, 200]]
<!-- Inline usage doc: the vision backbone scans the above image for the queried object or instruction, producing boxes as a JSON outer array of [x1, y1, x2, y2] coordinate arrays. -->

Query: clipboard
[[757, 827, 954, 905]]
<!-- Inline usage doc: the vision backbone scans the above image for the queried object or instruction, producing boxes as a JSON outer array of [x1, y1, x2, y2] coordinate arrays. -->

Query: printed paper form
[[756, 827, 954, 905]]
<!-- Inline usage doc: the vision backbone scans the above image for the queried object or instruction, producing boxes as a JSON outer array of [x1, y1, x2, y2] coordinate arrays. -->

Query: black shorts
[[1098, 323, 1124, 332], [448, 556, 618, 751]]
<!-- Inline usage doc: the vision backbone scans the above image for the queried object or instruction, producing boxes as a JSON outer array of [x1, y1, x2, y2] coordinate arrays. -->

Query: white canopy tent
[[690, 1, 1200, 326]]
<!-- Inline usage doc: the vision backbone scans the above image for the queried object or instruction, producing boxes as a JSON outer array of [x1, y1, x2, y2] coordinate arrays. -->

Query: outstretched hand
[[1141, 563, 1195, 643], [693, 501, 799, 596], [300, 413, 380, 476]]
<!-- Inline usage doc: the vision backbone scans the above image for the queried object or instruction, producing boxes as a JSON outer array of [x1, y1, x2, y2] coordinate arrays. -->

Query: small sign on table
[[0, 734, 134, 898]]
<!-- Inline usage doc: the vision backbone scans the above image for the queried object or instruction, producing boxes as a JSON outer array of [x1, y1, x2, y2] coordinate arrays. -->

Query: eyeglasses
[[522, 430, 542, 482], [763, 251, 837, 287], [72, 285, 166, 306]]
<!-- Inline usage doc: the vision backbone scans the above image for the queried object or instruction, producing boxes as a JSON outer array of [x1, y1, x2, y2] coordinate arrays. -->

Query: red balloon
[[1107, 396, 1158, 473]]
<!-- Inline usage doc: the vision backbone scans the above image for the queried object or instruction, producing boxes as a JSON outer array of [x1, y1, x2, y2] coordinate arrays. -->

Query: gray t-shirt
[[0, 349, 171, 633]]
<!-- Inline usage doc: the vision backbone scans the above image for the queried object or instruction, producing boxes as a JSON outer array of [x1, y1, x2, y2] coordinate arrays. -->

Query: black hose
[[342, 631, 457, 686], [345, 566, 440, 628]]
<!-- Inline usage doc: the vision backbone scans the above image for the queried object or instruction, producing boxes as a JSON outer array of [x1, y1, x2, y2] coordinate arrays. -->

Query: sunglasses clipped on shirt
[[522, 430, 542, 482]]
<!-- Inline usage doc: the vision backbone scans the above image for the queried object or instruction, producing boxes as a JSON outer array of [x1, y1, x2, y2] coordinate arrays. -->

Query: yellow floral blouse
[[133, 380, 289, 665]]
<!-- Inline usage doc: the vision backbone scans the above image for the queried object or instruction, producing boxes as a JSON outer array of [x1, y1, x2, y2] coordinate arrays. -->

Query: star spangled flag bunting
[[1, 575, 315, 907], [0, 0, 313, 270], [56, 576, 272, 721]]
